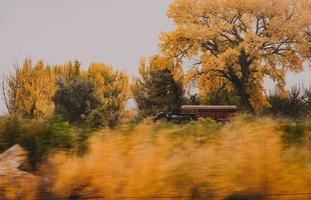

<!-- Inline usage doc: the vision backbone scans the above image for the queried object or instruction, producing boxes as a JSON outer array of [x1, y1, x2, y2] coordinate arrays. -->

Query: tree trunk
[[239, 50, 256, 114], [238, 85, 255, 114], [227, 49, 256, 114]]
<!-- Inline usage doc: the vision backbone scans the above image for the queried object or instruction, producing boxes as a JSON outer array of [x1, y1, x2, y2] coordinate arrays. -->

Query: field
[[38, 116, 311, 199]]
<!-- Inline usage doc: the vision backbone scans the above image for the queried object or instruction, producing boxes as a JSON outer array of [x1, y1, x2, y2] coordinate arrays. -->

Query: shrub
[[266, 86, 310, 118], [53, 76, 99, 123], [53, 62, 129, 128], [0, 116, 76, 169]]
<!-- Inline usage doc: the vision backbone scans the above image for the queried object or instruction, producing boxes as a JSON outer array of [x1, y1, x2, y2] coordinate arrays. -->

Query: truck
[[153, 105, 237, 125]]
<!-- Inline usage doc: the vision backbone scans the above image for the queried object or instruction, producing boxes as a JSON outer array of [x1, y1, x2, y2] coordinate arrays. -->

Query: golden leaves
[[5, 59, 129, 122], [161, 0, 311, 112], [49, 118, 311, 198], [7, 58, 56, 118], [87, 62, 129, 115]]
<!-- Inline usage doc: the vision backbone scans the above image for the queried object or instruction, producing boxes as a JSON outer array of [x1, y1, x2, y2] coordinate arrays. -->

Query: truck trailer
[[180, 105, 237, 120], [153, 105, 237, 125]]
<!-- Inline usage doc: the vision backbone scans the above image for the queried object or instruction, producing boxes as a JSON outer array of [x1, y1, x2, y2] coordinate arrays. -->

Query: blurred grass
[[1, 115, 310, 199], [45, 116, 311, 199]]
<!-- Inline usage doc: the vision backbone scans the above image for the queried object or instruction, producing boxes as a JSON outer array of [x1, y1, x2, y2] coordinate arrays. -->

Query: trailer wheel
[[217, 120, 224, 126]]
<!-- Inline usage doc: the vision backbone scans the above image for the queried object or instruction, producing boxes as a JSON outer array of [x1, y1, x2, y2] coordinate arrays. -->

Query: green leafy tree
[[53, 76, 99, 123], [0, 116, 75, 169], [267, 86, 308, 118], [132, 55, 185, 116]]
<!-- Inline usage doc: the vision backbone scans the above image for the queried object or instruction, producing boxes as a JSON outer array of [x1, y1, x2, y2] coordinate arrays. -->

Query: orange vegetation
[[46, 117, 311, 199]]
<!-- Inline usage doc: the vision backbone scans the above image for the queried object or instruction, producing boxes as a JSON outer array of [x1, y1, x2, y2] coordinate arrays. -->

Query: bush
[[266, 85, 310, 118], [0, 116, 76, 169], [53, 62, 129, 128], [53, 76, 99, 123]]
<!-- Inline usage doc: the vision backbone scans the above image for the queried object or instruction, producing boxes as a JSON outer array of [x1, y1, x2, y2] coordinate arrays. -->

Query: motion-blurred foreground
[[1, 116, 310, 199]]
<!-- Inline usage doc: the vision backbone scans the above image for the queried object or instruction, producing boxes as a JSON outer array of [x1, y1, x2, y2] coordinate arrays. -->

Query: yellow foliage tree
[[3, 58, 56, 118], [160, 0, 311, 113], [53, 60, 81, 82], [87, 63, 129, 127]]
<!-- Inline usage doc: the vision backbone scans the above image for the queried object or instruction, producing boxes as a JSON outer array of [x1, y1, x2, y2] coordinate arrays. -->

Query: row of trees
[[2, 0, 311, 121], [1, 56, 187, 127], [2, 59, 129, 127], [2, 60, 311, 124]]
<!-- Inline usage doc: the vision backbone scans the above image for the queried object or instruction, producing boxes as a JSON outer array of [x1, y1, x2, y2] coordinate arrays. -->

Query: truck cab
[[153, 112, 172, 121]]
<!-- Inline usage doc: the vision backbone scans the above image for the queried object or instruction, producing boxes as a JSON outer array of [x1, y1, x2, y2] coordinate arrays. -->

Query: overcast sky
[[0, 0, 174, 74], [0, 0, 310, 113]]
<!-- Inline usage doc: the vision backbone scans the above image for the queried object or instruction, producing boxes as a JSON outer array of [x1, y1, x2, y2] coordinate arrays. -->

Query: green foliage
[[53, 76, 99, 123], [0, 116, 76, 169], [277, 118, 310, 146], [266, 86, 310, 118], [132, 56, 185, 116], [0, 116, 23, 152]]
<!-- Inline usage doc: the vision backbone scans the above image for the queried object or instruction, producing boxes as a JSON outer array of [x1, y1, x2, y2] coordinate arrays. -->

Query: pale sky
[[0, 0, 174, 75], [0, 0, 310, 113]]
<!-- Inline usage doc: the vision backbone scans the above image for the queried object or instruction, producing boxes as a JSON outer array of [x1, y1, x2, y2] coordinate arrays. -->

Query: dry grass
[[45, 116, 311, 199]]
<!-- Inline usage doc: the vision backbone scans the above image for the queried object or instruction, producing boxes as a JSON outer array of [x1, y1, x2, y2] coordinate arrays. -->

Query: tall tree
[[2, 58, 56, 118], [132, 55, 185, 116], [160, 0, 311, 113]]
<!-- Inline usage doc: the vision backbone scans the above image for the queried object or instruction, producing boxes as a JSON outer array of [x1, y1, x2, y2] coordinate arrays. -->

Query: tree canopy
[[2, 59, 129, 127], [160, 0, 311, 113], [2, 59, 56, 118], [132, 55, 185, 115], [86, 63, 129, 127]]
